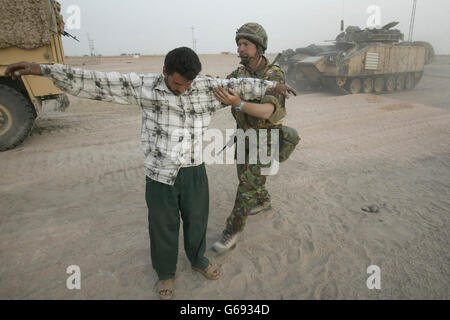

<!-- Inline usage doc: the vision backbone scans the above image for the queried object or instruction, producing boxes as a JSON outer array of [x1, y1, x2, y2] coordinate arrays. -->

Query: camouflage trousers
[[225, 162, 271, 235]]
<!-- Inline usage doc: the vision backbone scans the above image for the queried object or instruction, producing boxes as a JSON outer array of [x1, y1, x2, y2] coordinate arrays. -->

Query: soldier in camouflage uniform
[[51, 0, 65, 34], [213, 23, 290, 254]]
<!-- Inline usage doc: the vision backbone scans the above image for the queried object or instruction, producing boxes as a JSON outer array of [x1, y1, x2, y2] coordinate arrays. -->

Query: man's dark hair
[[164, 47, 202, 80]]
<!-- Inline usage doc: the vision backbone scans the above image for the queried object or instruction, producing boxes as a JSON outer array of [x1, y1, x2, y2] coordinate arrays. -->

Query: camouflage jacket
[[227, 55, 286, 130]]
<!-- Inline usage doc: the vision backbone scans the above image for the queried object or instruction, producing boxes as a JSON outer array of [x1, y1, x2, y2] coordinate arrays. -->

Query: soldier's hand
[[214, 87, 242, 107], [272, 83, 297, 98], [5, 62, 43, 80]]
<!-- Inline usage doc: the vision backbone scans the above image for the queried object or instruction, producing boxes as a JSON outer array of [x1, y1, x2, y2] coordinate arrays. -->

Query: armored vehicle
[[279, 22, 434, 94], [0, 0, 69, 151]]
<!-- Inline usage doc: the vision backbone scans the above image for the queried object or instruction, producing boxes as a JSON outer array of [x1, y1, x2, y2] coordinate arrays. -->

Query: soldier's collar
[[243, 55, 269, 77]]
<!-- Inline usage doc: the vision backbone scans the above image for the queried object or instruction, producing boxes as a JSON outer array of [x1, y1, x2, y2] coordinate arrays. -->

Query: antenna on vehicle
[[191, 26, 197, 52], [341, 0, 345, 31], [408, 0, 418, 41]]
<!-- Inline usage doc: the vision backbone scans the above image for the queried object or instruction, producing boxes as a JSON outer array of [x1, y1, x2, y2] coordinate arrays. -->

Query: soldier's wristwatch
[[234, 100, 245, 111]]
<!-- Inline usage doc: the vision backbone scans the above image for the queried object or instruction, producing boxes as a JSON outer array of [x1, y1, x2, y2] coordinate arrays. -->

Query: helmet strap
[[240, 55, 263, 70], [239, 44, 264, 67]]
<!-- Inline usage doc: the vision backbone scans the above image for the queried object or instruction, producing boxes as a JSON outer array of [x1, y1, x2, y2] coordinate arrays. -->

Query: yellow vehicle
[[280, 22, 434, 94], [0, 0, 69, 151]]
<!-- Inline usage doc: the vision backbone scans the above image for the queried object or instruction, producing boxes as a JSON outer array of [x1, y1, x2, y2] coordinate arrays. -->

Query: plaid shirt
[[41, 64, 277, 185]]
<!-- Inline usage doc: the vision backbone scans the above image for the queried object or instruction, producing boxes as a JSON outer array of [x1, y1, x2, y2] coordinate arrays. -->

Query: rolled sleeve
[[261, 94, 285, 124], [263, 67, 287, 124]]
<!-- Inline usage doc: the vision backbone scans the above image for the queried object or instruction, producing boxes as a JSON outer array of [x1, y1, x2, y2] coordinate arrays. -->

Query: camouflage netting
[[0, 0, 59, 49]]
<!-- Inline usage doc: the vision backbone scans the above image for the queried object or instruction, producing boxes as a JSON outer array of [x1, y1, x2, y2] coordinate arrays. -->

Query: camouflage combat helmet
[[236, 22, 268, 54]]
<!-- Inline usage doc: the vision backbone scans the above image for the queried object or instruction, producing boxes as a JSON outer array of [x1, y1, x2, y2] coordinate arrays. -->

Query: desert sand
[[0, 54, 449, 299]]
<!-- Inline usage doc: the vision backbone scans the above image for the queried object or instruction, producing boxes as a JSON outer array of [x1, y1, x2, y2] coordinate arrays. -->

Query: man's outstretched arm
[[214, 67, 290, 120], [5, 62, 146, 106], [214, 87, 275, 119], [213, 77, 296, 100], [208, 76, 295, 116]]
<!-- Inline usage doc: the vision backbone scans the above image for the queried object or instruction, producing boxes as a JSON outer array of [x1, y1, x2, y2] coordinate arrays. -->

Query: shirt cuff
[[268, 80, 277, 89], [40, 64, 52, 76]]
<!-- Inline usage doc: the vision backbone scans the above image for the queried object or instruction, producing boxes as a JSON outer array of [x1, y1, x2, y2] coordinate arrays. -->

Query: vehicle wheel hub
[[0, 103, 12, 136]]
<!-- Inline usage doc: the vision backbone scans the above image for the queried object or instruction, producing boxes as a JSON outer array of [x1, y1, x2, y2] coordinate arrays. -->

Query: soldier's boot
[[248, 199, 272, 216], [212, 230, 239, 254]]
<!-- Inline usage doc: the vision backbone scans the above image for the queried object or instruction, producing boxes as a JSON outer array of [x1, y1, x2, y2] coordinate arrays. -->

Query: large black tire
[[0, 84, 36, 151]]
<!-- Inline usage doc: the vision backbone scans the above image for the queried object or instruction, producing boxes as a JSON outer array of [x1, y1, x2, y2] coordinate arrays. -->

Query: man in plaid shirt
[[6, 47, 296, 299]]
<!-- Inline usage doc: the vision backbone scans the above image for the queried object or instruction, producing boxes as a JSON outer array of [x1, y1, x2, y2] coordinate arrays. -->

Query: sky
[[59, 0, 450, 56]]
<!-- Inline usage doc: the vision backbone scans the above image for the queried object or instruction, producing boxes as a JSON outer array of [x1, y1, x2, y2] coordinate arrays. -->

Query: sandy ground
[[0, 54, 449, 299]]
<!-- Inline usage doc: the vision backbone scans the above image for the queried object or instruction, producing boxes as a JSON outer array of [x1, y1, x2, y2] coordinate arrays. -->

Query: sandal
[[192, 263, 220, 280], [157, 278, 174, 300]]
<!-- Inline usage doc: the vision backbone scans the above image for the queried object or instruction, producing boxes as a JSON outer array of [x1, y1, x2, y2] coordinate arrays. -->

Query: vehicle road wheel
[[362, 78, 374, 93], [405, 73, 416, 90], [396, 74, 406, 90], [335, 77, 346, 88], [386, 76, 396, 92], [347, 78, 361, 94], [374, 77, 385, 93], [0, 84, 36, 151]]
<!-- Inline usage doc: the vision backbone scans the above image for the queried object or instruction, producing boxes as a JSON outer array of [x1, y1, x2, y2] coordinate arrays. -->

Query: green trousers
[[225, 128, 276, 235], [225, 162, 271, 235], [145, 164, 210, 280]]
